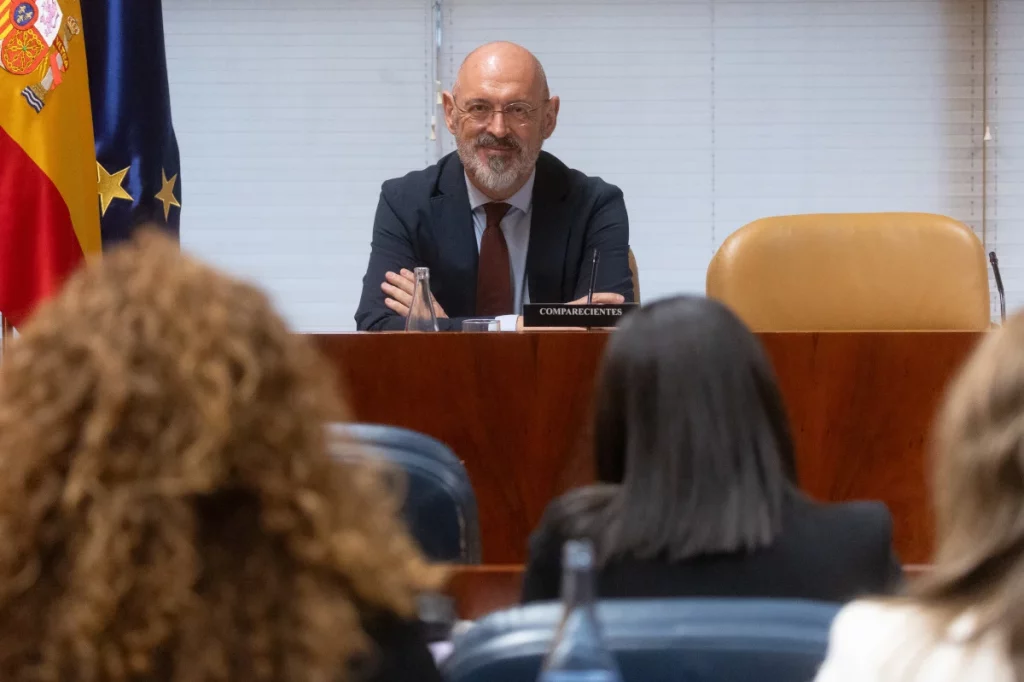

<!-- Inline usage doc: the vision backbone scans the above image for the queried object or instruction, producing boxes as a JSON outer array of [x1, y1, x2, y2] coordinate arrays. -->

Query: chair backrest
[[706, 212, 990, 331], [326, 423, 481, 563], [628, 247, 640, 303], [443, 598, 839, 682]]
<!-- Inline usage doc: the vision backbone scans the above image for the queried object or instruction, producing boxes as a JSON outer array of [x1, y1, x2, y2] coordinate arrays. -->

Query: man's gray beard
[[457, 137, 542, 196]]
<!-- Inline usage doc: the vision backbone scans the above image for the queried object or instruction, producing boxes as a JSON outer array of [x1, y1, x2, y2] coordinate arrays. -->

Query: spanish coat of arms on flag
[[0, 0, 101, 327]]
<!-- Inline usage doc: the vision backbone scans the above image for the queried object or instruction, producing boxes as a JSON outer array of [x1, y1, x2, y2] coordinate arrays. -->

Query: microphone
[[989, 251, 1006, 324], [586, 248, 600, 305]]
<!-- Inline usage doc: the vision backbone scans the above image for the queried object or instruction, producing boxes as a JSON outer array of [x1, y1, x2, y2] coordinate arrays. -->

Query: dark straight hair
[[566, 295, 798, 564]]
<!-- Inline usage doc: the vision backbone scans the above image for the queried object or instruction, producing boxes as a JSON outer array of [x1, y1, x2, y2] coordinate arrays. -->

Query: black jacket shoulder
[[521, 489, 903, 604], [379, 154, 453, 202]]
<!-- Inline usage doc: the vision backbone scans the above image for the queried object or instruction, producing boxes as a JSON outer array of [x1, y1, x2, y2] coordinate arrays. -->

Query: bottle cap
[[564, 539, 595, 569]]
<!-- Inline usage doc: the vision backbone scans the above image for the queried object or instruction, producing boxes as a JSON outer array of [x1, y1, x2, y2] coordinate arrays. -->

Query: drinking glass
[[462, 318, 500, 332]]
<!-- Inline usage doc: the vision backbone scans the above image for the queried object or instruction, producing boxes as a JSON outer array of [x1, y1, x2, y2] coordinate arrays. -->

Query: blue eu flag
[[83, 0, 180, 247]]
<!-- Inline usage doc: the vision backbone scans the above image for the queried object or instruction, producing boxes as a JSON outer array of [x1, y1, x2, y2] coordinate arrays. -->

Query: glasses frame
[[451, 97, 550, 125]]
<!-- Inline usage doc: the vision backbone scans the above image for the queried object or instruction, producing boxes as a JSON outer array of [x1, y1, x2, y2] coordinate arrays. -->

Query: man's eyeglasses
[[452, 99, 548, 124]]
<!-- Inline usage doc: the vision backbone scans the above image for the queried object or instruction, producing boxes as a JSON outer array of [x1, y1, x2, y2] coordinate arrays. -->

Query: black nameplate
[[522, 303, 639, 328]]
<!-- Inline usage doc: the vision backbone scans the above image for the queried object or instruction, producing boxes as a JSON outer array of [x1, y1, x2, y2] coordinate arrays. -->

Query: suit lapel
[[527, 152, 572, 303], [431, 154, 479, 314]]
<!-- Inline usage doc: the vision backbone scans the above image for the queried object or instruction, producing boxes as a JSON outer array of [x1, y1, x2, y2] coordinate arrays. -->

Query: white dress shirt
[[465, 170, 534, 331], [814, 600, 1013, 682]]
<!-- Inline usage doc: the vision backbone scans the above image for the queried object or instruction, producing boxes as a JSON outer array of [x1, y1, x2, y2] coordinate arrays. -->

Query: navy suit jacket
[[355, 151, 633, 331]]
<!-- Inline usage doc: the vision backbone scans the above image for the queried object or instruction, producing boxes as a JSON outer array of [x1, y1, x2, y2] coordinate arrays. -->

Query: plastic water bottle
[[538, 540, 623, 682], [405, 266, 439, 332]]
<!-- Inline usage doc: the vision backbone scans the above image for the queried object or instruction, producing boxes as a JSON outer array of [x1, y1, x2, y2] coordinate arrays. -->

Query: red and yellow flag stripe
[[0, 0, 13, 42], [0, 0, 100, 327]]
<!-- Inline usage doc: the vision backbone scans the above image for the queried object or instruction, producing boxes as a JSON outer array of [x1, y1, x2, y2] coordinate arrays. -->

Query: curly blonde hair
[[0, 232, 443, 682]]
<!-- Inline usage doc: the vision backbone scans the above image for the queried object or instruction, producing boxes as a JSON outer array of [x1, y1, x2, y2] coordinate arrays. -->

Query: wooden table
[[313, 331, 982, 565], [447, 565, 525, 620]]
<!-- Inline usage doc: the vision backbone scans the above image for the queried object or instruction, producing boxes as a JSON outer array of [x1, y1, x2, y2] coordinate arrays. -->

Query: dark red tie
[[476, 202, 513, 315]]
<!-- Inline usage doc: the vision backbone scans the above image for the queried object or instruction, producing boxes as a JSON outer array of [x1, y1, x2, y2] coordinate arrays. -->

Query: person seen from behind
[[816, 311, 1024, 682], [521, 295, 902, 603], [0, 232, 445, 682]]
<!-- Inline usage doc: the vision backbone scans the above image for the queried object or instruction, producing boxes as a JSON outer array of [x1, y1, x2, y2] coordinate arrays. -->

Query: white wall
[[165, 0, 992, 330], [164, 0, 435, 332]]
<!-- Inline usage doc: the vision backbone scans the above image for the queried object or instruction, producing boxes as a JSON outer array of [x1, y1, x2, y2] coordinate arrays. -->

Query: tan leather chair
[[628, 247, 640, 303], [705, 213, 990, 331]]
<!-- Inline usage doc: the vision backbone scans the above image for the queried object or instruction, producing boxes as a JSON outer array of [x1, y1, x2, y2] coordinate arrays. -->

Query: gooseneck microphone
[[586, 249, 600, 305], [990, 251, 1006, 324]]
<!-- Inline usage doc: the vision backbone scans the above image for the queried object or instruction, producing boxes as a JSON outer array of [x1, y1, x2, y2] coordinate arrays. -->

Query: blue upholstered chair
[[326, 423, 481, 564], [443, 598, 839, 682]]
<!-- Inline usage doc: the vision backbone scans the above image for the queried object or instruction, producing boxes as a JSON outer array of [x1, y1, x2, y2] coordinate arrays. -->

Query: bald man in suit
[[355, 42, 633, 331]]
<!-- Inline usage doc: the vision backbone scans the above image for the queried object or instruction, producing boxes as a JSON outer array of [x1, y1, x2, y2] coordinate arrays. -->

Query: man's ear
[[442, 91, 458, 135], [542, 96, 560, 140]]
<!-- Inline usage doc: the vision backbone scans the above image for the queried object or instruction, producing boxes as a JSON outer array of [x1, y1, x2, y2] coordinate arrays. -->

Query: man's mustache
[[475, 133, 520, 150]]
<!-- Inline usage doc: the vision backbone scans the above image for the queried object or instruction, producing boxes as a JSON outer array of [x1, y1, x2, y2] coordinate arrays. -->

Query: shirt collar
[[465, 168, 536, 215]]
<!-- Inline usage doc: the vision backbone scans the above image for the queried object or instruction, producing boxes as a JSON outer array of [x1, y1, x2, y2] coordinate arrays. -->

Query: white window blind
[[989, 0, 1024, 318], [441, 0, 985, 304], [163, 0, 435, 331], [711, 0, 984, 245]]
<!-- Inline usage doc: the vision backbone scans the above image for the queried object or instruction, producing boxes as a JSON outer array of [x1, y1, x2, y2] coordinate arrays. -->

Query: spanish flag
[[0, 0, 100, 327]]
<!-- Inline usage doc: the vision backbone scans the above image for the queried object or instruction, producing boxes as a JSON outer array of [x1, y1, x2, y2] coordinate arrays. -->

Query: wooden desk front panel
[[313, 332, 982, 564]]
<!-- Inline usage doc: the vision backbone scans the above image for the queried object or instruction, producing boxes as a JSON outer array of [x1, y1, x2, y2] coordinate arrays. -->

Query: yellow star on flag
[[154, 169, 181, 221], [97, 163, 133, 216]]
